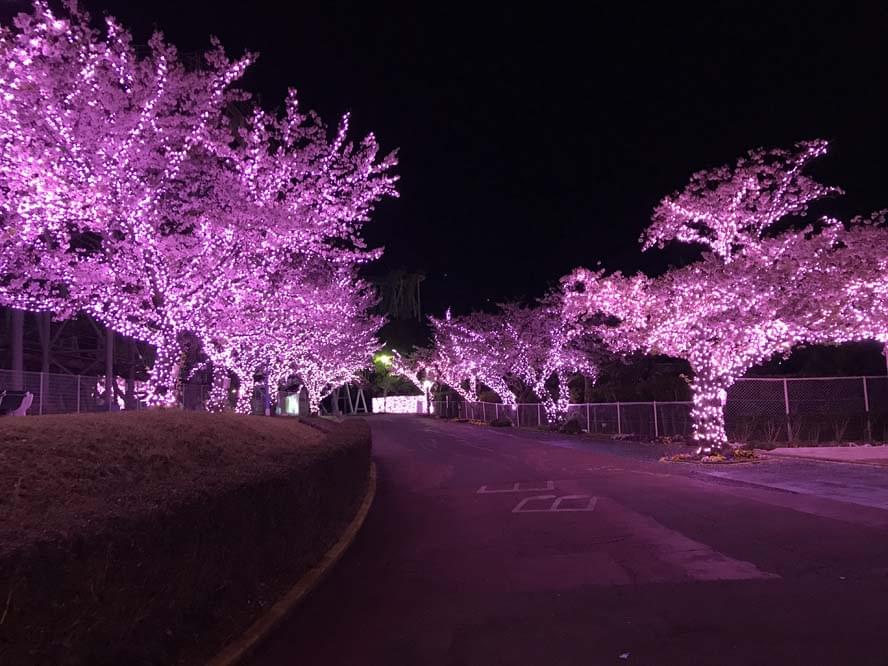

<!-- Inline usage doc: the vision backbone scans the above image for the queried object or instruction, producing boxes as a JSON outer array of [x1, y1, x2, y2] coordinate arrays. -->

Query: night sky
[[14, 1, 888, 316]]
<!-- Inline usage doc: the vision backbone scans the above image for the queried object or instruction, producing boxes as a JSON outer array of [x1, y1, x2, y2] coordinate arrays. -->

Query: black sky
[[20, 1, 888, 315]]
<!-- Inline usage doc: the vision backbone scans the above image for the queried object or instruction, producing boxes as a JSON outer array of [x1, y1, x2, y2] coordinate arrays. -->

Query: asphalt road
[[249, 416, 888, 666]]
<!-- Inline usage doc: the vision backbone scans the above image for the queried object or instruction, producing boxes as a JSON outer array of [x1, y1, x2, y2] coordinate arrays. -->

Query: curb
[[208, 461, 378, 666], [764, 452, 888, 468]]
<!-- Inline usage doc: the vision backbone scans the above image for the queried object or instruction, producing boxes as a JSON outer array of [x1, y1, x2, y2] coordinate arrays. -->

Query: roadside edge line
[[208, 461, 378, 666]]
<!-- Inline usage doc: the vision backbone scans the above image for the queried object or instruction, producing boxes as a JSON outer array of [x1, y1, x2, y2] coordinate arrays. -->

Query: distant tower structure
[[374, 271, 425, 321]]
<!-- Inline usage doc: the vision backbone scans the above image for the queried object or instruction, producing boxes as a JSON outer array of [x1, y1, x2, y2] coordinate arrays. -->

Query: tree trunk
[[468, 376, 478, 401], [10, 309, 23, 390], [233, 383, 252, 414], [689, 368, 731, 452], [105, 325, 115, 411], [38, 312, 50, 374], [306, 385, 322, 415], [124, 339, 138, 410], [207, 366, 231, 412], [542, 374, 571, 425], [146, 337, 182, 407]]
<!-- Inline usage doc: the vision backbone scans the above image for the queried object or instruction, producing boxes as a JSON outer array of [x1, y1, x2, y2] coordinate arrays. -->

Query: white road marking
[[511, 495, 557, 512], [587, 466, 670, 478], [477, 480, 555, 494], [552, 495, 598, 512], [512, 494, 598, 513]]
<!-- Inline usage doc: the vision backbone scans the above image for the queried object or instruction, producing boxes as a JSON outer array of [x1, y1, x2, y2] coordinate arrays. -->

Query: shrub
[[0, 412, 371, 665], [559, 417, 584, 434]]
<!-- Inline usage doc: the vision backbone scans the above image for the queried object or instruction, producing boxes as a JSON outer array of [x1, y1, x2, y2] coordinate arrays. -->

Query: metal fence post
[[515, 404, 520, 428], [76, 375, 81, 414], [653, 400, 659, 438], [495, 403, 499, 420], [537, 403, 542, 427], [616, 401, 622, 435], [783, 378, 791, 442], [482, 402, 487, 422], [586, 403, 591, 432], [863, 377, 872, 442], [39, 372, 44, 415]]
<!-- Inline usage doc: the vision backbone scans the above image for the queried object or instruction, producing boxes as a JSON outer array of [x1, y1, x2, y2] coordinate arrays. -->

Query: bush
[[0, 412, 371, 665], [489, 416, 513, 427], [559, 417, 584, 434]]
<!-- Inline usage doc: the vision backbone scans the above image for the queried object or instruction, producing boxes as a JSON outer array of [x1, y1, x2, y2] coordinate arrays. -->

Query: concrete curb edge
[[764, 451, 888, 468], [207, 461, 378, 666]]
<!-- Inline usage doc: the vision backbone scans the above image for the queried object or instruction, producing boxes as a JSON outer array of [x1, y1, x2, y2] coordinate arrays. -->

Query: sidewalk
[[766, 446, 888, 467]]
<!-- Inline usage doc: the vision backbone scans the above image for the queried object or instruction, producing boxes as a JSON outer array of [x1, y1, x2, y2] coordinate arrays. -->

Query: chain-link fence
[[5, 369, 887, 441], [0, 369, 208, 414], [434, 375, 888, 444], [727, 376, 888, 444]]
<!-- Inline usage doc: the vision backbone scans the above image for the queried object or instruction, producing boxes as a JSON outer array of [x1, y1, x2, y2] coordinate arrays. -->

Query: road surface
[[249, 416, 888, 666]]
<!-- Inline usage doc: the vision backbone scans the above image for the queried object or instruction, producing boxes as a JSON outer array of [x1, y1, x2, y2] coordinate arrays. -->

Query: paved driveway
[[249, 416, 888, 666]]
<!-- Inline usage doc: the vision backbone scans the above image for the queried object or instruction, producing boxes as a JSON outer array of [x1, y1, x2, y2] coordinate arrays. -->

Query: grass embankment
[[0, 411, 371, 665]]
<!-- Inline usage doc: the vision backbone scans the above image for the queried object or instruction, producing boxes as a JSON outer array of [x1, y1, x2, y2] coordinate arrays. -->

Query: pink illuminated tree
[[562, 140, 884, 452], [0, 2, 252, 402], [426, 311, 482, 402], [441, 311, 519, 405], [390, 348, 433, 395], [0, 2, 397, 406], [565, 215, 888, 452], [427, 299, 597, 422], [497, 296, 597, 422], [797, 214, 888, 347], [201, 268, 383, 414], [643, 140, 840, 262]]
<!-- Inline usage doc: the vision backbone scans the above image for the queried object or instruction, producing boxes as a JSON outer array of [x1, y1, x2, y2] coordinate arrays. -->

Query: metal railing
[[433, 375, 888, 443]]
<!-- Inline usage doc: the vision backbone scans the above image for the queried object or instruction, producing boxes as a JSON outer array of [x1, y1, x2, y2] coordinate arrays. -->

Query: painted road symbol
[[477, 480, 555, 494], [512, 494, 598, 513]]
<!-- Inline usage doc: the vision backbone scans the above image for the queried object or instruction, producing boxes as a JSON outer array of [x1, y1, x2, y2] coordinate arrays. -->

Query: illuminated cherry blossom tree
[[426, 311, 481, 401], [390, 348, 433, 395], [798, 214, 888, 347], [439, 311, 519, 405], [200, 268, 382, 415], [0, 2, 252, 402], [496, 296, 597, 422], [0, 2, 397, 406], [427, 299, 597, 421], [563, 140, 877, 452], [643, 140, 840, 262], [565, 215, 888, 452]]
